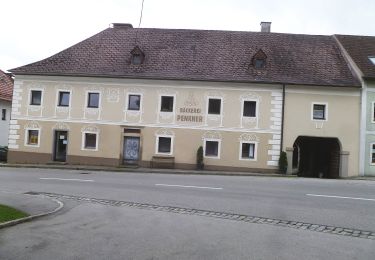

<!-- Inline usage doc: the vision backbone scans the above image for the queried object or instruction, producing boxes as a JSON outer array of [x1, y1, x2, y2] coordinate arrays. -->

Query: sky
[[1, 0, 374, 72]]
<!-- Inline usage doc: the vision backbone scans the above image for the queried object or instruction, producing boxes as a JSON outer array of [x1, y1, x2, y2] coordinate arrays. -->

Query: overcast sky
[[1, 0, 374, 72]]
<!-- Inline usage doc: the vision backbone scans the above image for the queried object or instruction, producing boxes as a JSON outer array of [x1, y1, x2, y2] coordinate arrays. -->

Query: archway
[[293, 136, 341, 178]]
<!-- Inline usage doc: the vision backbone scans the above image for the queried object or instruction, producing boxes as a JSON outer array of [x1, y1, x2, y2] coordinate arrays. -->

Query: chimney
[[110, 23, 133, 29], [260, 22, 271, 33]]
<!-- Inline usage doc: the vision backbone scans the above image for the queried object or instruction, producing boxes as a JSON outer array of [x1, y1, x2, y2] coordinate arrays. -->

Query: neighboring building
[[0, 70, 13, 146], [336, 35, 375, 176], [7, 23, 361, 177]]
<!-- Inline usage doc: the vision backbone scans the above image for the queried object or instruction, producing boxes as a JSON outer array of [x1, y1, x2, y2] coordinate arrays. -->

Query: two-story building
[[0, 69, 13, 147], [7, 23, 361, 177]]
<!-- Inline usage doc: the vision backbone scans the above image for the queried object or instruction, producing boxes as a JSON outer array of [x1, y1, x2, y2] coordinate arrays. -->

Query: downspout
[[280, 84, 286, 154]]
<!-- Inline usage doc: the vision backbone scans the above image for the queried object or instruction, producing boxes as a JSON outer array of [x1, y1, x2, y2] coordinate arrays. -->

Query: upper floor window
[[131, 46, 145, 65], [252, 49, 267, 69], [87, 92, 100, 108], [312, 103, 327, 121], [58, 91, 70, 107], [243, 101, 257, 117], [1, 109, 6, 121], [30, 90, 42, 105], [128, 94, 141, 111], [208, 98, 222, 115], [160, 96, 174, 112], [369, 56, 375, 65]]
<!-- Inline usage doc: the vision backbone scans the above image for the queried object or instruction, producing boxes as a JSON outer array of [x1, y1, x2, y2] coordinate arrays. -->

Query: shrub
[[278, 151, 288, 174], [196, 146, 204, 170]]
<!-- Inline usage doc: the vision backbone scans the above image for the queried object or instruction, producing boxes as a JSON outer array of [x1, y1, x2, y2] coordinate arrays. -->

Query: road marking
[[155, 184, 223, 190], [39, 178, 94, 182], [306, 193, 375, 202]]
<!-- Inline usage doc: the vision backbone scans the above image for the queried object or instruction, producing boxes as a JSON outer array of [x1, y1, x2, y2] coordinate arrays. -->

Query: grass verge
[[0, 204, 29, 223]]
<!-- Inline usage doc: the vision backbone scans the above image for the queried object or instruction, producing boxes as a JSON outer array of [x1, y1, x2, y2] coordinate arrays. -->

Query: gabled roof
[[0, 70, 13, 101], [10, 26, 360, 87], [335, 34, 375, 80]]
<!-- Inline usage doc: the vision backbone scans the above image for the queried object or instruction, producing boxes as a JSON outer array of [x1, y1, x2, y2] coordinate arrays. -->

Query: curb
[[0, 195, 64, 229]]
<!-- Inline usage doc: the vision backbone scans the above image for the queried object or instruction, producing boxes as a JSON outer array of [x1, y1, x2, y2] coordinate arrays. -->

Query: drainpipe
[[280, 84, 286, 154]]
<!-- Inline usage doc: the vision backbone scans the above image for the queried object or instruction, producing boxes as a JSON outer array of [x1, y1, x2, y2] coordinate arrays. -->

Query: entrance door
[[54, 131, 68, 162], [123, 137, 140, 164]]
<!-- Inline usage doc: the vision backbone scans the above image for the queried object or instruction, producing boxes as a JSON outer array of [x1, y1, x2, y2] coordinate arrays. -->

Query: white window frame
[[28, 88, 44, 107], [81, 131, 99, 151], [159, 94, 176, 113], [311, 102, 328, 121], [239, 141, 258, 161], [206, 96, 223, 115], [371, 102, 375, 123], [86, 91, 101, 109], [203, 138, 221, 159], [24, 128, 41, 147], [370, 143, 375, 166], [56, 89, 72, 107], [155, 135, 174, 155], [126, 93, 143, 112]]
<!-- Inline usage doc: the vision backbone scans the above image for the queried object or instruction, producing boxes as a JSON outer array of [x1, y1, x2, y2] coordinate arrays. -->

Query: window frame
[[159, 95, 175, 113], [24, 128, 41, 147], [86, 92, 101, 109], [57, 90, 71, 107], [29, 89, 43, 106], [242, 99, 258, 118], [81, 131, 99, 151], [311, 102, 328, 121], [207, 97, 223, 115], [370, 143, 375, 165], [155, 135, 174, 155], [239, 141, 258, 161], [203, 138, 221, 159], [126, 93, 142, 111]]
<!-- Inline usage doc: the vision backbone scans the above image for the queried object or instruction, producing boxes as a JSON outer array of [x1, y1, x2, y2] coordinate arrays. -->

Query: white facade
[[0, 99, 11, 146]]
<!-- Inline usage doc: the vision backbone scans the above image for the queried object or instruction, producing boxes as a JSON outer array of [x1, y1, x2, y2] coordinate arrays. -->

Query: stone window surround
[[155, 134, 174, 156], [203, 138, 221, 159], [24, 128, 41, 148], [311, 102, 328, 121], [81, 131, 99, 151], [239, 140, 258, 161]]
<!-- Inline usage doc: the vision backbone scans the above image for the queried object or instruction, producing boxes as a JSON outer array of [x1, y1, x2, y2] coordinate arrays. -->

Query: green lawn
[[0, 204, 29, 223]]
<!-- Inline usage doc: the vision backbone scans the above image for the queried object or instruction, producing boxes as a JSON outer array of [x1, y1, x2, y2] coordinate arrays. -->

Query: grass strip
[[0, 204, 29, 223]]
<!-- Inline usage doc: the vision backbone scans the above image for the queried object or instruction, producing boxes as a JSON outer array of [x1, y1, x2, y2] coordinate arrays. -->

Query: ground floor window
[[83, 132, 98, 150], [26, 129, 40, 146], [240, 142, 256, 160], [204, 140, 220, 158], [371, 143, 375, 165], [156, 136, 173, 155]]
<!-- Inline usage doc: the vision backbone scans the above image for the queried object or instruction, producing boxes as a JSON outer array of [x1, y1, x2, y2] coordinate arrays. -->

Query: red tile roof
[[10, 26, 360, 87], [0, 70, 13, 101]]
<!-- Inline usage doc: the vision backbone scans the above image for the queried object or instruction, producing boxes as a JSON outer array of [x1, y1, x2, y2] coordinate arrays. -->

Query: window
[[58, 91, 70, 107], [130, 46, 145, 65], [30, 90, 42, 105], [252, 49, 267, 69], [1, 109, 5, 121], [241, 142, 256, 160], [369, 56, 375, 65], [243, 101, 256, 117], [372, 102, 375, 123], [84, 133, 97, 149], [128, 94, 141, 111], [87, 93, 99, 108], [27, 130, 39, 146], [208, 98, 221, 115], [254, 59, 266, 69], [371, 143, 375, 165], [160, 96, 174, 112], [205, 140, 220, 158], [132, 54, 142, 65], [312, 103, 327, 120], [157, 137, 172, 154]]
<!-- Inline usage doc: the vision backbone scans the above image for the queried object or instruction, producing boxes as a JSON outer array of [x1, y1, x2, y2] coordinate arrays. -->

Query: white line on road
[[306, 193, 375, 202], [40, 178, 94, 182], [155, 184, 223, 190]]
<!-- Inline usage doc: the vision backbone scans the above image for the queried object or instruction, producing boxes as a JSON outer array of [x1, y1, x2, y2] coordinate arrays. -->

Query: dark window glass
[[58, 92, 70, 107], [205, 141, 219, 157], [372, 144, 375, 164], [243, 101, 256, 117], [241, 143, 255, 159], [313, 104, 326, 120], [158, 137, 171, 153], [30, 90, 42, 105], [84, 133, 97, 149], [132, 54, 142, 65], [208, 99, 221, 115], [28, 130, 39, 145], [1, 109, 6, 121], [88, 93, 99, 108], [128, 95, 141, 111], [254, 59, 266, 68], [161, 96, 174, 112]]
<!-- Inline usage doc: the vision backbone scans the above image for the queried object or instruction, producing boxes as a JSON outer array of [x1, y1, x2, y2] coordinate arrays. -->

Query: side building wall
[[364, 80, 375, 176], [0, 99, 11, 146]]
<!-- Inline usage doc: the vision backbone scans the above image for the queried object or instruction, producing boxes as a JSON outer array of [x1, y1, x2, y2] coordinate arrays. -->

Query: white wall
[[0, 99, 11, 146]]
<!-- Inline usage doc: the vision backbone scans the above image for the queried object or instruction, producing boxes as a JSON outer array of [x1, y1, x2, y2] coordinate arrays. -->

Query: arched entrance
[[293, 136, 341, 178]]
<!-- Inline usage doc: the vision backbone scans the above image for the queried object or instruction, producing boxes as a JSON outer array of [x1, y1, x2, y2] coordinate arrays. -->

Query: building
[[0, 69, 13, 147], [336, 35, 375, 176], [7, 23, 361, 177]]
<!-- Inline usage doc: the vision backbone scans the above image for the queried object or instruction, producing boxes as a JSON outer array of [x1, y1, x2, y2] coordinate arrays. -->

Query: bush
[[278, 151, 288, 174], [196, 146, 204, 170]]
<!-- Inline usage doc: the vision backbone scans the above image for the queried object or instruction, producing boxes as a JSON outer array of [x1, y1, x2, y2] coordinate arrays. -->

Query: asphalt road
[[0, 167, 375, 259]]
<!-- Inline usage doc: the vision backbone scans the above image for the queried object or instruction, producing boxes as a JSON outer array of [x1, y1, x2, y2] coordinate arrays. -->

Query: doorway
[[123, 136, 140, 165], [54, 131, 68, 162]]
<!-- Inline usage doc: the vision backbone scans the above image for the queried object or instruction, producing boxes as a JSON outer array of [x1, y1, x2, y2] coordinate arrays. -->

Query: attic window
[[252, 49, 267, 69], [369, 56, 375, 65], [131, 46, 145, 65]]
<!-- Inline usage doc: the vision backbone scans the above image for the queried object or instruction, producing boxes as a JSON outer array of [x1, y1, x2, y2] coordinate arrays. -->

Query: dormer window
[[369, 56, 375, 65], [252, 49, 267, 69], [131, 46, 145, 65]]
